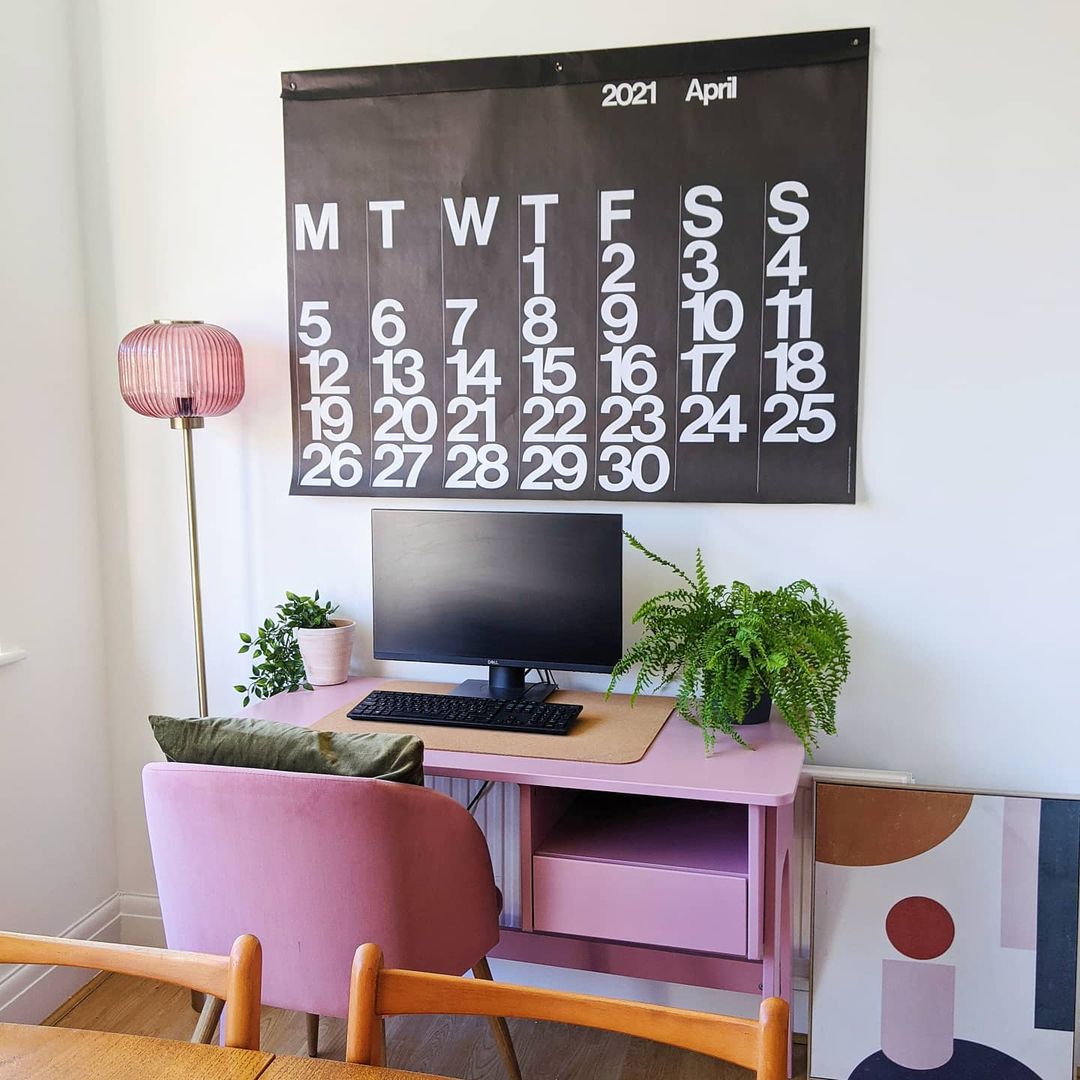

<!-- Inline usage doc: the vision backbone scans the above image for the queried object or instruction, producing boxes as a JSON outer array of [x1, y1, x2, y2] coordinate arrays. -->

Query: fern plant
[[607, 535, 850, 755]]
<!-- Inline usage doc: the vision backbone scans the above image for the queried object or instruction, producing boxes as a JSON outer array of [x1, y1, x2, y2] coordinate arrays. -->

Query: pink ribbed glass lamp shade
[[117, 320, 244, 419]]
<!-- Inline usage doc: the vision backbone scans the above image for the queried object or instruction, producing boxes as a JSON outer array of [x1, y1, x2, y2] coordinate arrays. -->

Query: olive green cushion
[[149, 715, 424, 786]]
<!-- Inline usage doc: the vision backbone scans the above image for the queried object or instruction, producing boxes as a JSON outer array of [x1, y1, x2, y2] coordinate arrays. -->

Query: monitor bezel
[[370, 507, 623, 675]]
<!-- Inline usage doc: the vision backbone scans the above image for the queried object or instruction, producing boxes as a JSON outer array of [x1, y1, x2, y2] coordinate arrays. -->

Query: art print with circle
[[811, 782, 1080, 1079], [281, 30, 868, 502]]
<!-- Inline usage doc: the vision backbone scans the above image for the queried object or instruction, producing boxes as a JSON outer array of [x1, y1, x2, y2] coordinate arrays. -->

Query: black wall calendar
[[282, 29, 869, 502]]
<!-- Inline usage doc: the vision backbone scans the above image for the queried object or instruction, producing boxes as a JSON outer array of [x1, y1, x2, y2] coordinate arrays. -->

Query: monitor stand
[[450, 663, 555, 703]]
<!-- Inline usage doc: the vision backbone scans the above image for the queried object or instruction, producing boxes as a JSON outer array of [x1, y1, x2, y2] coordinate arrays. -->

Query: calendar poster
[[282, 29, 869, 502]]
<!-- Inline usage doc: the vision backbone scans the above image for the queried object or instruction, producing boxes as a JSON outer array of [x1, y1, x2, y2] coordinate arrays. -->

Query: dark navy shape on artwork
[[1035, 799, 1080, 1031], [849, 1040, 1042, 1079]]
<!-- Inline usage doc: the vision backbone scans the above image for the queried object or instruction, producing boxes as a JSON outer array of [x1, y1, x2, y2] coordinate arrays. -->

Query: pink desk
[[246, 677, 803, 1055]]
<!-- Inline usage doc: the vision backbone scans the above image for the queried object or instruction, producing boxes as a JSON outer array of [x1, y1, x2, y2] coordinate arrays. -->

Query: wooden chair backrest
[[0, 931, 262, 1050], [346, 943, 788, 1079]]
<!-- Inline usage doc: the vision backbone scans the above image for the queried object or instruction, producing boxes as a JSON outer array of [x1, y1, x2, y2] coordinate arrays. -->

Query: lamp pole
[[172, 415, 208, 717]]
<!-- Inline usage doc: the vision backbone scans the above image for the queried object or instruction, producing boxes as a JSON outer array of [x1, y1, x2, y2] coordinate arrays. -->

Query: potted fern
[[608, 535, 850, 755]]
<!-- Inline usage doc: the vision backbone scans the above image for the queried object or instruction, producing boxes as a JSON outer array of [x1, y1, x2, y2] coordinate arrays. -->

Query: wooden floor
[[46, 974, 809, 1078]]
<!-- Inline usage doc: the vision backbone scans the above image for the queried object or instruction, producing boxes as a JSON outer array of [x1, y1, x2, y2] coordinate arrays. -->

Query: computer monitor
[[371, 509, 623, 701]]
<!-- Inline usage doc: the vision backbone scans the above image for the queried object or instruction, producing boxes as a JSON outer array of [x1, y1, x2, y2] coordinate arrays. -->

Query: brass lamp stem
[[172, 415, 208, 716]]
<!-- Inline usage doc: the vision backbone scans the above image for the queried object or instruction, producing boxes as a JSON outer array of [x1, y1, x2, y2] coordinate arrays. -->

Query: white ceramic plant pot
[[295, 619, 355, 686]]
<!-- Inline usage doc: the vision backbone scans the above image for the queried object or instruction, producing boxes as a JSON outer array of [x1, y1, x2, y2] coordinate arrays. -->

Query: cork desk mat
[[313, 680, 676, 765]]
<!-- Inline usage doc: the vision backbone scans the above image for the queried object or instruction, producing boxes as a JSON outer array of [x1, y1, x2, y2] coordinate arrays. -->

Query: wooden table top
[[0, 1023, 444, 1080], [0, 1023, 273, 1079], [263, 1057, 440, 1078]]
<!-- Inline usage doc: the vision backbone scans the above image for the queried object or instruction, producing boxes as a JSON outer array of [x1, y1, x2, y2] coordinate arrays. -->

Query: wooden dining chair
[[0, 931, 262, 1050], [346, 942, 788, 1080]]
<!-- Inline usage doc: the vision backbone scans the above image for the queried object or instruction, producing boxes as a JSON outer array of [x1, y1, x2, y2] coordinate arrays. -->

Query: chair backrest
[[0, 931, 261, 1050], [143, 762, 500, 1018], [346, 943, 788, 1079]]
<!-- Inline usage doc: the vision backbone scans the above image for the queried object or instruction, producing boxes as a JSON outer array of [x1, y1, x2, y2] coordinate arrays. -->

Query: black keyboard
[[347, 690, 581, 735]]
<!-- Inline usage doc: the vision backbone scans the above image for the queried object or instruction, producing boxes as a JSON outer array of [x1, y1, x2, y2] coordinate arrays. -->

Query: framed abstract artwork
[[810, 782, 1080, 1079]]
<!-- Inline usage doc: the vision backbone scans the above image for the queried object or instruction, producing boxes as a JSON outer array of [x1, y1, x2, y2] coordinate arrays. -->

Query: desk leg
[[761, 801, 795, 1077]]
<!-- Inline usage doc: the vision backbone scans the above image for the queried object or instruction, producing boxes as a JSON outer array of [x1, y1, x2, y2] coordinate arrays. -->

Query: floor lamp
[[117, 320, 245, 716]]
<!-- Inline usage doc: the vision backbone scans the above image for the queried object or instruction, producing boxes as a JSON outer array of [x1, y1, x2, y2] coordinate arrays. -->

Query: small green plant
[[234, 591, 339, 706], [607, 535, 851, 755]]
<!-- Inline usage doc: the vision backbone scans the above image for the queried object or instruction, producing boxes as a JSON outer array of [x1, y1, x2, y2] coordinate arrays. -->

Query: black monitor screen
[[372, 510, 622, 673]]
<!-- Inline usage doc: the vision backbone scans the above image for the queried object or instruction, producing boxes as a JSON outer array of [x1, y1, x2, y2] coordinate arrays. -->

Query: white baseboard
[[119, 892, 165, 948], [0, 894, 122, 1024], [0, 892, 167, 1024]]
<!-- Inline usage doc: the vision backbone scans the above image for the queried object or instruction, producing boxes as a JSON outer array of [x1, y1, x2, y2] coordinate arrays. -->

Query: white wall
[[71, 0, 1080, 907], [0, 0, 119, 1007]]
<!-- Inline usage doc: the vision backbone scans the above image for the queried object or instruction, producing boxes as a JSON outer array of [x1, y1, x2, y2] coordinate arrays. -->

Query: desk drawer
[[532, 854, 748, 956]]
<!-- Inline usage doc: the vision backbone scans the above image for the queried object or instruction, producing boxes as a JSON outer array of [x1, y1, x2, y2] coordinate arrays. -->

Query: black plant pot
[[739, 691, 773, 726]]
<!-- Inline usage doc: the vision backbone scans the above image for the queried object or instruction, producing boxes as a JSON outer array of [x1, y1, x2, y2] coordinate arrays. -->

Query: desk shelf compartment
[[528, 791, 754, 958]]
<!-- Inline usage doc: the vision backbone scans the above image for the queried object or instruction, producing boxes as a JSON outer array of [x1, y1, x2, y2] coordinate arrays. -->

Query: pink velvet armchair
[[143, 762, 519, 1075]]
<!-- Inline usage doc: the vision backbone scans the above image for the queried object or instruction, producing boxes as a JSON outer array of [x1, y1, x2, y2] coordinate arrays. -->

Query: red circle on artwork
[[885, 896, 955, 959]]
